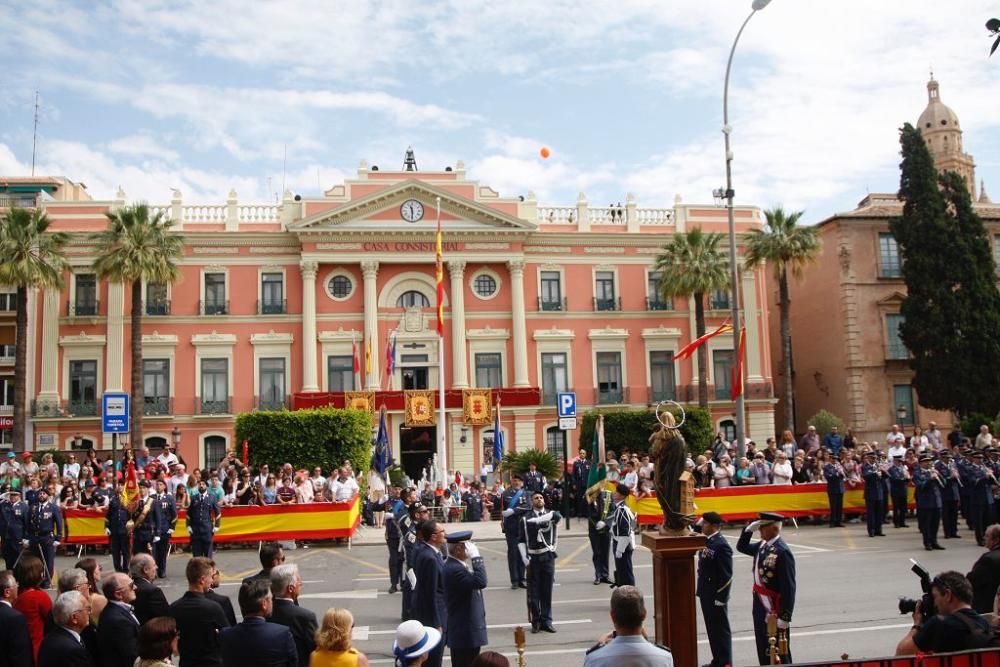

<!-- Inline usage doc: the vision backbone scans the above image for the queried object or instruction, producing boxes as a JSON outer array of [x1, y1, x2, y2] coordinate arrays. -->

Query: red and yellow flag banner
[[675, 321, 733, 361], [120, 461, 139, 510]]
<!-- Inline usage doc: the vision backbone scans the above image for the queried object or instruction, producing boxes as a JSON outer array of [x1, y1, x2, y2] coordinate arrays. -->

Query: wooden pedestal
[[641, 532, 707, 667]]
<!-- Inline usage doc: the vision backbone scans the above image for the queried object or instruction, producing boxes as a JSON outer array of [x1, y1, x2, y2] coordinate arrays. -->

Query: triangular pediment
[[290, 180, 536, 233], [876, 291, 907, 306]]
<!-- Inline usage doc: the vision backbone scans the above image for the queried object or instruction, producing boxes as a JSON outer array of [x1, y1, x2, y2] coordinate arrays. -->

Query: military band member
[[442, 531, 488, 667], [862, 451, 886, 537], [822, 458, 846, 527], [737, 512, 796, 665], [697, 512, 733, 667], [913, 454, 945, 551], [462, 483, 484, 522], [518, 490, 561, 634], [186, 480, 221, 558], [105, 485, 133, 572], [586, 481, 613, 585], [609, 483, 636, 587], [887, 455, 910, 528], [1, 487, 26, 569], [501, 475, 529, 589], [937, 450, 961, 538], [131, 482, 157, 555], [152, 479, 177, 578], [26, 486, 62, 587], [968, 451, 993, 546], [384, 486, 403, 594]]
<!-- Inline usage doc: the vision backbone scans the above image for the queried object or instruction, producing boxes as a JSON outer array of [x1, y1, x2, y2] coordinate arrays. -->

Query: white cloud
[[106, 134, 179, 162]]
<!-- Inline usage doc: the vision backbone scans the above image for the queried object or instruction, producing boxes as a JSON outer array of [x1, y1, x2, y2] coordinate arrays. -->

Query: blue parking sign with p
[[557, 392, 576, 418]]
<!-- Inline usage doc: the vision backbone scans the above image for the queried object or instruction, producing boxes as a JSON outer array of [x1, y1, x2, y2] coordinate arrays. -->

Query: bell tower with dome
[[917, 76, 977, 198]]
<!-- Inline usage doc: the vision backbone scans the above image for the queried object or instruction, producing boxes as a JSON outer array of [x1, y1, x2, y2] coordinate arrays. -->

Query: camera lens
[[898, 597, 918, 615]]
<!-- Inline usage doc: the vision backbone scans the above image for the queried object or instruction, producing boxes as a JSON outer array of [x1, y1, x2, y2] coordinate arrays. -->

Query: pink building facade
[[9, 160, 775, 478]]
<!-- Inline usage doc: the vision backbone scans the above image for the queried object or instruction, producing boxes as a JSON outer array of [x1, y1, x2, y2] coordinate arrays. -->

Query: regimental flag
[[120, 460, 139, 510], [675, 321, 733, 361], [587, 414, 607, 487], [365, 339, 373, 377], [384, 332, 397, 390], [242, 439, 249, 467], [352, 340, 360, 374], [492, 399, 505, 465], [373, 405, 393, 474], [435, 203, 445, 337], [731, 326, 747, 401]]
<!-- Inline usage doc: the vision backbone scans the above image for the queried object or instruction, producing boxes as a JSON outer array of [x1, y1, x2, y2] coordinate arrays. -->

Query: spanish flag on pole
[[675, 320, 733, 361], [731, 326, 746, 401], [435, 201, 445, 337], [120, 460, 139, 510]]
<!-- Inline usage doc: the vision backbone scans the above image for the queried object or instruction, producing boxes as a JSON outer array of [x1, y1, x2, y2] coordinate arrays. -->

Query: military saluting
[[697, 512, 733, 667], [442, 530, 488, 667], [609, 483, 636, 588], [737, 512, 796, 665], [186, 481, 221, 558], [585, 481, 613, 585], [518, 490, 561, 634]]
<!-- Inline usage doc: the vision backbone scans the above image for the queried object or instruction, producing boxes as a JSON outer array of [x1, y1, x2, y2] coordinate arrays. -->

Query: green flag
[[587, 414, 606, 487]]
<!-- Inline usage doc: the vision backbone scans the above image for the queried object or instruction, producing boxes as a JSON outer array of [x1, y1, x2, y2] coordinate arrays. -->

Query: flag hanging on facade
[[352, 340, 361, 388], [731, 326, 747, 401], [675, 321, 733, 361], [120, 460, 139, 509], [492, 399, 505, 465], [587, 414, 607, 487], [365, 339, 372, 376], [373, 405, 392, 474], [384, 332, 396, 389], [435, 203, 445, 337]]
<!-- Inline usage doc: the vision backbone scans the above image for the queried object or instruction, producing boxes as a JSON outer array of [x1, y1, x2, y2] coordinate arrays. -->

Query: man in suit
[[187, 481, 222, 558], [442, 531, 488, 667], [501, 475, 529, 589], [242, 542, 284, 586], [220, 579, 296, 667], [169, 556, 231, 667], [130, 553, 169, 625], [967, 523, 1000, 613], [37, 590, 94, 667], [98, 572, 140, 667], [105, 487, 133, 573], [411, 520, 447, 667], [207, 562, 239, 626], [697, 512, 733, 667], [737, 512, 796, 665], [152, 478, 177, 578], [269, 563, 317, 667], [0, 569, 33, 667]]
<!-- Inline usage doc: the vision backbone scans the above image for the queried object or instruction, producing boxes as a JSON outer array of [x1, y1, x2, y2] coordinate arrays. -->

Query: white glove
[[465, 542, 480, 560], [212, 526, 219, 533], [595, 521, 606, 531], [21, 539, 28, 547], [527, 511, 554, 525], [105, 528, 111, 536], [502, 508, 515, 518], [406, 568, 417, 588], [746, 520, 762, 532], [153, 536, 160, 543], [53, 541, 60, 547], [522, 555, 530, 567], [777, 619, 790, 630], [614, 547, 625, 559], [167, 529, 173, 535], [518, 543, 529, 566], [714, 600, 726, 607]]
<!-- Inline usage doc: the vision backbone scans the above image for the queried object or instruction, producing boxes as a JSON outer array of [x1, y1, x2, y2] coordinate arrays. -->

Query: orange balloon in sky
[[540, 146, 551, 159]]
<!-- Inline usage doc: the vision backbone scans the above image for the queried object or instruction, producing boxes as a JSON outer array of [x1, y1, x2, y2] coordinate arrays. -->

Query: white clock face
[[400, 199, 424, 222]]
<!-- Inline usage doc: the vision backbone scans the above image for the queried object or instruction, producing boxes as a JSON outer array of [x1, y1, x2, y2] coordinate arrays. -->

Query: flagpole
[[436, 196, 448, 483]]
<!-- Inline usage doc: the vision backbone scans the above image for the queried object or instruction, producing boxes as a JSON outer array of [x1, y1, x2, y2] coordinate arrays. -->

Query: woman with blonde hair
[[311, 607, 369, 667]]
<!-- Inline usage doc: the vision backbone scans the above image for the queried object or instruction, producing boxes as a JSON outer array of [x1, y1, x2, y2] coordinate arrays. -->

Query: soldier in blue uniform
[[937, 450, 961, 538], [25, 486, 62, 587], [822, 458, 846, 527], [737, 512, 796, 665], [152, 478, 177, 578], [957, 447, 975, 530], [461, 482, 484, 522], [131, 481, 157, 555], [862, 451, 886, 537], [384, 485, 402, 594], [609, 483, 635, 588], [697, 512, 733, 667], [501, 475, 529, 589], [411, 519, 447, 667], [572, 449, 591, 518], [186, 480, 221, 558], [442, 531, 487, 667], [913, 454, 945, 550], [1, 487, 26, 569], [888, 454, 911, 528], [400, 501, 429, 621], [968, 451, 994, 546], [105, 484, 133, 572], [518, 490, 561, 634], [523, 463, 545, 495], [585, 481, 613, 585]]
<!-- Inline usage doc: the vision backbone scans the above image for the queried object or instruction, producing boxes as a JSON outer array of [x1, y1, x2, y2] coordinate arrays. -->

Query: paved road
[[54, 519, 984, 665]]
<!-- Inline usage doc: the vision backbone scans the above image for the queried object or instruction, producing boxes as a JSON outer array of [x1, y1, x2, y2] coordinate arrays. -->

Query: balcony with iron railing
[[199, 300, 230, 316], [708, 296, 730, 311], [143, 396, 172, 416], [0, 194, 39, 209], [197, 397, 231, 415], [537, 296, 567, 312], [593, 296, 622, 312], [31, 398, 99, 417], [0, 344, 14, 364], [67, 301, 100, 317], [257, 395, 288, 411], [258, 299, 287, 315], [595, 386, 629, 405], [646, 297, 672, 311], [647, 385, 678, 403], [145, 300, 171, 316]]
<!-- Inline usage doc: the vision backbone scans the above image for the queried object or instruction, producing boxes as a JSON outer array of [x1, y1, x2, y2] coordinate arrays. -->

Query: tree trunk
[[130, 279, 144, 450], [779, 268, 795, 434], [12, 286, 28, 452], [694, 293, 709, 408]]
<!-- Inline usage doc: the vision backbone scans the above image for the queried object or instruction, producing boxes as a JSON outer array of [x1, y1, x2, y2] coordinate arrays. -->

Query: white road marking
[[352, 625, 369, 641], [485, 583, 562, 591], [299, 589, 379, 600], [360, 617, 592, 637]]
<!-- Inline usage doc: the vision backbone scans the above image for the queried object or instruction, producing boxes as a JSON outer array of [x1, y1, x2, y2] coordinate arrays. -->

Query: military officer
[[572, 449, 591, 518], [518, 490, 561, 634], [737, 512, 796, 665], [523, 463, 545, 495], [384, 486, 403, 594], [913, 454, 945, 550], [1, 487, 26, 570], [131, 481, 157, 555], [186, 480, 221, 558], [461, 482, 484, 522], [152, 478, 177, 578], [442, 531, 488, 667], [887, 454, 911, 528], [543, 479, 562, 513], [105, 485, 134, 572], [609, 483, 636, 588], [501, 475, 529, 589], [822, 457, 846, 527], [937, 450, 961, 538], [26, 486, 62, 587], [400, 501, 429, 621], [411, 519, 447, 667], [862, 451, 886, 537], [585, 481, 613, 585], [697, 512, 733, 667]]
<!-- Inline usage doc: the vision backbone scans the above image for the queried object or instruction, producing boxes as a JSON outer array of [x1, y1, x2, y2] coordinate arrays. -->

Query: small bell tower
[[403, 146, 418, 172]]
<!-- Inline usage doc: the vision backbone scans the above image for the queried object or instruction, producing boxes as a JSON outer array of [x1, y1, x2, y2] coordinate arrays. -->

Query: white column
[[105, 282, 125, 392], [508, 259, 530, 387], [37, 288, 61, 405], [448, 260, 468, 388], [300, 261, 319, 392], [361, 260, 380, 389]]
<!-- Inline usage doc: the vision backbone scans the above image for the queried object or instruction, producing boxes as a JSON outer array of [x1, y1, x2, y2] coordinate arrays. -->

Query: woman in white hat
[[392, 619, 441, 667]]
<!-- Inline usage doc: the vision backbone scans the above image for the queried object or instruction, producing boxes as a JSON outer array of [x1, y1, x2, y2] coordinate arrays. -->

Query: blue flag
[[374, 405, 392, 474], [492, 401, 504, 464]]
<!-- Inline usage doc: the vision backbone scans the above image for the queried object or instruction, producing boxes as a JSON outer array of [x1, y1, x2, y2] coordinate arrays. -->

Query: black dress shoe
[[932, 544, 946, 550], [518, 582, 527, 589], [531, 624, 539, 634], [875, 532, 886, 536], [925, 545, 933, 551], [388, 585, 398, 594], [593, 578, 601, 585], [542, 624, 557, 633], [511, 583, 518, 590], [599, 577, 613, 584], [900, 524, 909, 528]]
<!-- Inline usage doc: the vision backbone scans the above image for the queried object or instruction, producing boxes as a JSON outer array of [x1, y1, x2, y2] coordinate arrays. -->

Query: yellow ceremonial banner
[[462, 388, 492, 425], [405, 390, 436, 426], [345, 391, 376, 422]]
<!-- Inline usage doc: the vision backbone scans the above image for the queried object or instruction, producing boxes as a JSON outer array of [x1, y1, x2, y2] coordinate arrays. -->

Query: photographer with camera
[[896, 570, 994, 655]]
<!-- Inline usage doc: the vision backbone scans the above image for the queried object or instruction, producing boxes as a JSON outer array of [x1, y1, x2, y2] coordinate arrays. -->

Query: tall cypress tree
[[890, 123, 1000, 416]]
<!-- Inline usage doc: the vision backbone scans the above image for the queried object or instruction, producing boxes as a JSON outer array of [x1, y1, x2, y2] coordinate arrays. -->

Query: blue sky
[[1, 0, 998, 223]]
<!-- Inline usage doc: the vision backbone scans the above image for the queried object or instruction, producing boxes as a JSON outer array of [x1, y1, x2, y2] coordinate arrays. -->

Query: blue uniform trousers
[[700, 597, 732, 667], [2, 539, 21, 570], [29, 536, 55, 584], [828, 492, 844, 526], [587, 526, 609, 581], [527, 551, 555, 626], [505, 530, 525, 585], [613, 546, 634, 587], [153, 534, 170, 577], [752, 597, 791, 665], [942, 498, 960, 537], [190, 533, 213, 558], [110, 533, 130, 572], [918, 508, 941, 547], [891, 488, 909, 527], [865, 497, 883, 536], [387, 540, 402, 588]]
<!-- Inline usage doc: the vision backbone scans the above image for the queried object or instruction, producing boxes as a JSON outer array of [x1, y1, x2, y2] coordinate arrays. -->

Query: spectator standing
[[750, 454, 771, 485], [976, 425, 994, 450], [328, 468, 360, 503], [270, 564, 318, 667], [693, 456, 714, 489], [169, 557, 231, 667], [966, 524, 1000, 613], [734, 458, 753, 485], [63, 454, 81, 482], [411, 521, 447, 667], [296, 475, 315, 504], [885, 425, 907, 449], [310, 608, 369, 667], [135, 617, 180, 667], [75, 557, 108, 624], [926, 422, 943, 452], [262, 476, 278, 504], [207, 562, 239, 627], [37, 591, 93, 667], [896, 571, 991, 655], [157, 445, 179, 470], [799, 426, 820, 456], [713, 456, 735, 488], [220, 579, 296, 667], [779, 430, 796, 459], [621, 462, 639, 491], [823, 427, 843, 457], [276, 477, 297, 505], [310, 467, 328, 498], [13, 553, 52, 663], [0, 568, 32, 667], [244, 542, 285, 585], [392, 620, 442, 667]]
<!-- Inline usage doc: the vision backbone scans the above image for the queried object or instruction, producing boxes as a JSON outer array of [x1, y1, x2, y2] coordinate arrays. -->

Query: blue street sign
[[557, 391, 576, 418], [102, 392, 130, 434]]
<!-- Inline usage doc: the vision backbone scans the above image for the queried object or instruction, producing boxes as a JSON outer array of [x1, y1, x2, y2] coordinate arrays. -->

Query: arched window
[[546, 426, 566, 463], [145, 436, 167, 450], [397, 290, 430, 308], [204, 435, 227, 469]]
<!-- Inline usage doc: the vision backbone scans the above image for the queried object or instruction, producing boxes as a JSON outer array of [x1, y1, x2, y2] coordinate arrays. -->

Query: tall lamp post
[[720, 0, 772, 460]]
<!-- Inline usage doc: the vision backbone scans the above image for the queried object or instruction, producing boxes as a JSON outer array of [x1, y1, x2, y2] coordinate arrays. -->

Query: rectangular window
[[0, 293, 16, 311], [709, 289, 730, 311], [713, 350, 734, 400], [74, 274, 97, 316], [596, 351, 623, 403], [204, 273, 227, 314], [595, 271, 617, 311], [327, 355, 355, 392], [143, 359, 170, 415], [474, 352, 503, 389], [995, 234, 1000, 272], [259, 358, 286, 410], [546, 427, 566, 462], [647, 271, 671, 310], [540, 271, 563, 311], [0, 377, 14, 407], [260, 273, 285, 314], [649, 350, 677, 401], [886, 314, 908, 360], [541, 352, 568, 404], [879, 233, 901, 278], [894, 384, 915, 426], [69, 360, 98, 415], [146, 283, 169, 316], [200, 358, 229, 414]]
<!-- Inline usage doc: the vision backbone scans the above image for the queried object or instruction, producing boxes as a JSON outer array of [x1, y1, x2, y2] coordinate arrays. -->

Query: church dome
[[917, 78, 960, 130]]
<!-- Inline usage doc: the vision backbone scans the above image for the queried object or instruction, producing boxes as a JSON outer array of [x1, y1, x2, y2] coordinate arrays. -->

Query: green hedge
[[578, 406, 713, 458], [234, 408, 373, 473]]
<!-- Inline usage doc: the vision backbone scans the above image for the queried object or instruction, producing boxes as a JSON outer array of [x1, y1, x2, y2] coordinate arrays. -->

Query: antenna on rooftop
[[31, 91, 40, 177]]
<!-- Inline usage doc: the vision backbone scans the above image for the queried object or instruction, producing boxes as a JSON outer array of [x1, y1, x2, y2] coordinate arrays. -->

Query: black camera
[[898, 559, 936, 617]]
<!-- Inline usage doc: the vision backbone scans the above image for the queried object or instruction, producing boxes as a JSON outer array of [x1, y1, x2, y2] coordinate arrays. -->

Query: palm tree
[[744, 207, 820, 433], [654, 227, 730, 408], [0, 208, 69, 451], [92, 204, 183, 449]]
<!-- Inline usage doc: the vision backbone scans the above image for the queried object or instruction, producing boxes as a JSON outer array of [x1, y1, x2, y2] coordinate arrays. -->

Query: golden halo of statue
[[655, 400, 685, 429]]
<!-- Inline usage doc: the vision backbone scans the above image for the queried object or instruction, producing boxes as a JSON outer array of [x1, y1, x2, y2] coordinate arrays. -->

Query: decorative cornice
[[641, 326, 682, 340], [318, 328, 363, 342], [142, 332, 178, 345], [192, 247, 240, 254], [532, 327, 575, 341], [316, 243, 364, 250], [464, 242, 510, 250], [588, 326, 630, 340], [250, 330, 295, 345], [466, 325, 510, 340], [525, 246, 571, 253], [59, 332, 107, 346], [249, 246, 300, 254], [191, 331, 238, 346], [584, 247, 625, 254]]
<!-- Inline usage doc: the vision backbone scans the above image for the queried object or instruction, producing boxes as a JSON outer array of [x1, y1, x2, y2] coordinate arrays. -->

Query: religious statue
[[649, 410, 694, 534]]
